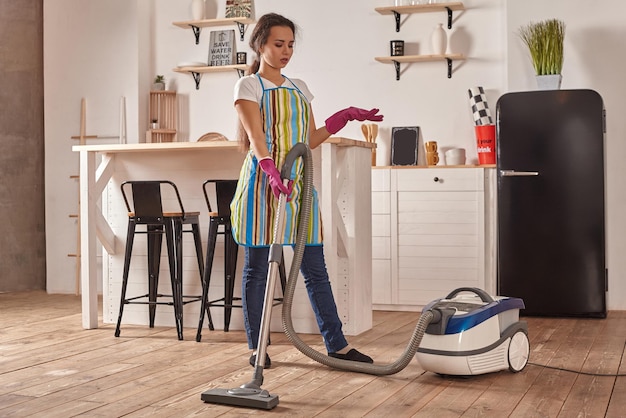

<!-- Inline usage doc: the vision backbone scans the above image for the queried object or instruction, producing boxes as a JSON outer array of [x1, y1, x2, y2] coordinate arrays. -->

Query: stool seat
[[127, 211, 201, 217], [115, 180, 204, 341]]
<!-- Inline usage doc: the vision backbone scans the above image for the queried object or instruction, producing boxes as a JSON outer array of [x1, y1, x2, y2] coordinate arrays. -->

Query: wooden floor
[[1, 291, 625, 417]]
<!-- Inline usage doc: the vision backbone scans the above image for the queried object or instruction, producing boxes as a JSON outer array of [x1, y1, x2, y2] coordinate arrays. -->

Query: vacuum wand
[[200, 143, 309, 410], [250, 137, 305, 378], [248, 189, 287, 385]]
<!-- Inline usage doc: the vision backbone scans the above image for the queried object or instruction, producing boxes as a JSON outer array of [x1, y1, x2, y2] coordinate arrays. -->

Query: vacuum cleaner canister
[[415, 287, 529, 376]]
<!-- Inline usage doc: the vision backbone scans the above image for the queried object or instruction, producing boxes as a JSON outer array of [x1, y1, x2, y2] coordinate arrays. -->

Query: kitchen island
[[73, 138, 374, 336]]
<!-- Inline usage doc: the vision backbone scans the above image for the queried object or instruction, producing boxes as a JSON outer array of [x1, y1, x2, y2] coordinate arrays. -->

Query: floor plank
[[0, 291, 624, 417]]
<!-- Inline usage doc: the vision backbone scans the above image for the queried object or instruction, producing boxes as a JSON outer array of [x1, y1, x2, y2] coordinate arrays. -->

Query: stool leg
[[147, 224, 163, 328], [165, 218, 184, 340], [115, 220, 136, 337], [279, 248, 287, 296], [224, 222, 238, 332], [174, 217, 185, 340], [192, 221, 204, 281], [191, 220, 206, 341], [197, 218, 218, 341]]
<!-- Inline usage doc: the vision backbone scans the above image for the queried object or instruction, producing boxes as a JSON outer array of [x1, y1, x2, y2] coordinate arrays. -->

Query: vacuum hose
[[279, 143, 435, 375]]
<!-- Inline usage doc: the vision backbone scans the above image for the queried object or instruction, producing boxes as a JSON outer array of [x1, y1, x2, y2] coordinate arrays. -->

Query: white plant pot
[[536, 74, 562, 90]]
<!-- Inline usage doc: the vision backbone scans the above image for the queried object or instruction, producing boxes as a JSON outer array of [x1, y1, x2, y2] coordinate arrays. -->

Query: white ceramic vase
[[191, 0, 205, 20], [430, 23, 447, 55]]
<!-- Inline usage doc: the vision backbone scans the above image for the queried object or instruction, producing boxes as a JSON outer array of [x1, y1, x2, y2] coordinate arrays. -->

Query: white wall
[[153, 0, 505, 149], [44, 0, 626, 309], [44, 0, 145, 293]]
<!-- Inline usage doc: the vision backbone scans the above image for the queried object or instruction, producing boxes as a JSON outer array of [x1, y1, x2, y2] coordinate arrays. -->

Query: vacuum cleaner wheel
[[508, 330, 530, 372]]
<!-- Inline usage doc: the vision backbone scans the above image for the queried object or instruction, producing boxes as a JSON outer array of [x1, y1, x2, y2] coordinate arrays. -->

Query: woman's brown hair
[[237, 13, 297, 151]]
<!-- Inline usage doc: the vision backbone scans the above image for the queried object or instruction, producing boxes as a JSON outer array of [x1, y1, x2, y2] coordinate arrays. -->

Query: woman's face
[[259, 25, 295, 70]]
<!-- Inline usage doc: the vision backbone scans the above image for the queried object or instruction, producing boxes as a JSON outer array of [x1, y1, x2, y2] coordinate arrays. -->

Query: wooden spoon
[[361, 124, 371, 142], [370, 124, 378, 143]]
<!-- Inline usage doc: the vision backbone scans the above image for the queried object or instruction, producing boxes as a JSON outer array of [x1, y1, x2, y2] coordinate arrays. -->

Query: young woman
[[230, 12, 383, 368]]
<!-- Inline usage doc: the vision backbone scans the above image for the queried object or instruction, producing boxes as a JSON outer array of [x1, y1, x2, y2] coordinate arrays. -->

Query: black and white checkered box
[[468, 86, 493, 126]]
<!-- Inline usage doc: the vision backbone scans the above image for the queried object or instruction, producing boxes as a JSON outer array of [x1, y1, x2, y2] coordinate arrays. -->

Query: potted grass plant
[[518, 19, 566, 90]]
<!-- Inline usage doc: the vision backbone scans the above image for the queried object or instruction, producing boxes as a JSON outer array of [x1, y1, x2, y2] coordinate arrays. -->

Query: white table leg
[[80, 149, 98, 329]]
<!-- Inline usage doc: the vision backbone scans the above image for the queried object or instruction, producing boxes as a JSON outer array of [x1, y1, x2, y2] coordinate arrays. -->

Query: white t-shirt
[[233, 74, 314, 105]]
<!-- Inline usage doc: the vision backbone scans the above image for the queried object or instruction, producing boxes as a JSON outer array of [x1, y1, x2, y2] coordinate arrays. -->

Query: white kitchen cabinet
[[371, 167, 496, 311], [372, 168, 392, 305]]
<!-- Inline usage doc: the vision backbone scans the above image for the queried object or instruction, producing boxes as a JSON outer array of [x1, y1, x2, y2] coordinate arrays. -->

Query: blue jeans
[[242, 245, 348, 353]]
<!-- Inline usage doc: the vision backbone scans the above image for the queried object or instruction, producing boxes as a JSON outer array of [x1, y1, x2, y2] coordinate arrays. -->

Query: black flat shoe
[[328, 348, 373, 364], [249, 353, 271, 368]]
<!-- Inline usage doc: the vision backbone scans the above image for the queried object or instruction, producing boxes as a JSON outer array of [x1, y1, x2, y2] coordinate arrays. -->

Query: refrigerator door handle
[[500, 170, 539, 177]]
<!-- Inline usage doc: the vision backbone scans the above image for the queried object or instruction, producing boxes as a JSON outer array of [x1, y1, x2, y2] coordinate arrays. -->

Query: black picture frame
[[391, 126, 419, 166]]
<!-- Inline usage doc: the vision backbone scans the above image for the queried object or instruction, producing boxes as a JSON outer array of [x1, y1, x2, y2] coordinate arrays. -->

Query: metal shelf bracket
[[191, 72, 202, 90], [446, 58, 452, 78], [236, 68, 245, 78], [393, 11, 401, 32], [190, 25, 201, 45], [393, 60, 401, 81], [236, 22, 246, 40], [446, 7, 453, 29]]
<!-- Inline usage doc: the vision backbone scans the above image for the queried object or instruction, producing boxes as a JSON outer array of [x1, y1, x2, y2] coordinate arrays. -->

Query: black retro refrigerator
[[496, 89, 606, 317]]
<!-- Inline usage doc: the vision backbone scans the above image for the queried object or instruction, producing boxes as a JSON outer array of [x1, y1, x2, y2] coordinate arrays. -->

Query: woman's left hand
[[324, 107, 384, 135]]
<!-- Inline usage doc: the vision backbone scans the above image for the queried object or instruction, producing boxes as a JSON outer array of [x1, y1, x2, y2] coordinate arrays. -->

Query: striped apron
[[230, 75, 323, 247]]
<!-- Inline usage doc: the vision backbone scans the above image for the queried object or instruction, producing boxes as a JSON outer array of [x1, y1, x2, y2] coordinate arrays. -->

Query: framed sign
[[208, 30, 236, 66], [225, 0, 253, 18], [391, 126, 419, 166]]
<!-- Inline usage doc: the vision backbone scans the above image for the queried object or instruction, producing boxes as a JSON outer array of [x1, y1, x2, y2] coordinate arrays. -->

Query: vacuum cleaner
[[201, 143, 530, 410], [415, 287, 529, 376]]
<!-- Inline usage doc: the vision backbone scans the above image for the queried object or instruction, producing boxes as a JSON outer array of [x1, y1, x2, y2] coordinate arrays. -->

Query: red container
[[475, 124, 496, 165]]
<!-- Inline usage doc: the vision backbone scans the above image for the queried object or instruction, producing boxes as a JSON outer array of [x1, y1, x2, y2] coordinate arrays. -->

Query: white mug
[[445, 148, 466, 166]]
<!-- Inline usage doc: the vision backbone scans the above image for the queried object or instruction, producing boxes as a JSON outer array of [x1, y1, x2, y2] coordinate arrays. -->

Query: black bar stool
[[196, 179, 287, 342], [115, 180, 204, 341]]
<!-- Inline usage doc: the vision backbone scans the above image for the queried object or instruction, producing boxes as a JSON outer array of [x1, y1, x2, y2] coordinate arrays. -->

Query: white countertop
[[72, 137, 375, 153]]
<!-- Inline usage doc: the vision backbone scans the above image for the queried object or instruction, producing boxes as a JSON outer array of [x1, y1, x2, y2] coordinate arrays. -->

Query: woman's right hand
[[259, 158, 292, 199]]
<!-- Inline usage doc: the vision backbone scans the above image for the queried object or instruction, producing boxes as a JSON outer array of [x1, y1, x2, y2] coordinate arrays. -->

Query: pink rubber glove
[[324, 107, 384, 135], [259, 157, 292, 199]]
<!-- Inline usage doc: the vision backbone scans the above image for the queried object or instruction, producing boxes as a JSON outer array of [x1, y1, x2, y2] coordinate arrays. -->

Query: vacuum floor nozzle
[[201, 387, 279, 410]]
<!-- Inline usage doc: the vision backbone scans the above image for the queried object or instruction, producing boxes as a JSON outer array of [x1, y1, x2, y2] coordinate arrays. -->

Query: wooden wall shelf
[[173, 64, 249, 89], [375, 2, 465, 31], [375, 54, 465, 80], [173, 17, 254, 43]]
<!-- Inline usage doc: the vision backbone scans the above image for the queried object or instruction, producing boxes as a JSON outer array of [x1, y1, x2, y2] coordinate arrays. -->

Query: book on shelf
[[208, 30, 237, 66], [225, 0, 253, 19]]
